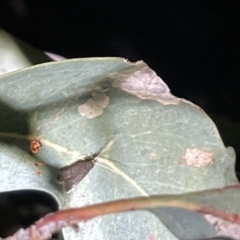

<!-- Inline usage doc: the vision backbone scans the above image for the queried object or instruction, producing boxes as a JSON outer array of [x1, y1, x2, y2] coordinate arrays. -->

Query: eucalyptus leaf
[[0, 58, 238, 240], [0, 29, 52, 75]]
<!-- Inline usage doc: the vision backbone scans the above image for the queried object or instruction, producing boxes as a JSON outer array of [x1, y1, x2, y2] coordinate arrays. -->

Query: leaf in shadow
[[149, 208, 215, 239], [0, 190, 60, 239], [0, 29, 52, 75], [149, 185, 240, 239]]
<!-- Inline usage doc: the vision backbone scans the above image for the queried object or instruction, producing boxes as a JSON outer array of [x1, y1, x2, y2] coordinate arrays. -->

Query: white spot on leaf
[[109, 61, 180, 105], [182, 148, 213, 167], [78, 91, 109, 119]]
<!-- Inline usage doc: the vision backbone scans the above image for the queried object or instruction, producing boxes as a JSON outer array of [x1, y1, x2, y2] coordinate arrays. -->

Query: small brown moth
[[57, 154, 97, 193]]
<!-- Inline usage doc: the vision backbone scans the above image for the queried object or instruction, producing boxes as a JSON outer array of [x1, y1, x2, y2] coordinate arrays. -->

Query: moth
[[57, 154, 97, 193]]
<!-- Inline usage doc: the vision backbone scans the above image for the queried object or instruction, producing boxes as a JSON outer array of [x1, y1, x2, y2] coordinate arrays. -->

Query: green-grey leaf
[[0, 29, 52, 76], [0, 58, 238, 240]]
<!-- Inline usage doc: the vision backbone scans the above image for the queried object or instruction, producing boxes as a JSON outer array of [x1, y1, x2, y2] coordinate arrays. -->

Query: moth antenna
[[95, 162, 119, 175]]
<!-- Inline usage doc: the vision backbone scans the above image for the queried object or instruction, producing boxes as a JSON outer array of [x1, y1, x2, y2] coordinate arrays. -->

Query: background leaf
[[0, 29, 52, 75]]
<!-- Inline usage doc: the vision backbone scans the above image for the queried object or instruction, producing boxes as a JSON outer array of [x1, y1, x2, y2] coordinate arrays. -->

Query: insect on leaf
[[57, 159, 95, 193]]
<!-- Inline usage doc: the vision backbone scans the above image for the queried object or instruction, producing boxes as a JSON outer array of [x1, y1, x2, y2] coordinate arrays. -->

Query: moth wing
[[57, 160, 94, 192]]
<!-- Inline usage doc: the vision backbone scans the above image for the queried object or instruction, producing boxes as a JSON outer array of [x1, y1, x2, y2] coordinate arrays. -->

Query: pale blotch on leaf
[[78, 91, 110, 119], [109, 61, 180, 105], [204, 214, 240, 239], [182, 148, 213, 167]]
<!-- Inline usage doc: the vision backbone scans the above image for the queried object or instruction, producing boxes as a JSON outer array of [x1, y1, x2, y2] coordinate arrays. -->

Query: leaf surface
[[0, 58, 238, 240]]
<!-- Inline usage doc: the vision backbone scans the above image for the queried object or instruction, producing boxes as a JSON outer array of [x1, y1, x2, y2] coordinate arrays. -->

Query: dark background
[[1, 1, 240, 238]]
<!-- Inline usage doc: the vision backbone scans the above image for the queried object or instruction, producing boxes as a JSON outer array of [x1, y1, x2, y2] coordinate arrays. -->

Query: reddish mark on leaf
[[34, 161, 44, 167], [182, 148, 214, 167], [30, 139, 42, 154], [77, 193, 86, 198], [35, 170, 41, 176], [149, 234, 156, 240]]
